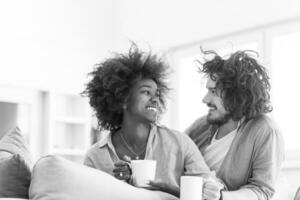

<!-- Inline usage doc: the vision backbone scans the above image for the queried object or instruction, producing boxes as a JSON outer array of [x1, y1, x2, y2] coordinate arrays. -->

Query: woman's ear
[[122, 96, 130, 110]]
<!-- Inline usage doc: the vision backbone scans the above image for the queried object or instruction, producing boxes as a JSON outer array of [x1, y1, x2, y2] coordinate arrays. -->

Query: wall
[[113, 0, 300, 51], [0, 102, 17, 138], [1, 0, 300, 92], [0, 0, 115, 94]]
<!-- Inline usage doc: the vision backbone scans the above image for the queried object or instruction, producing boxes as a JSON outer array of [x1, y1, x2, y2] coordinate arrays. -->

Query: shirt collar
[[97, 124, 158, 149], [97, 131, 114, 149]]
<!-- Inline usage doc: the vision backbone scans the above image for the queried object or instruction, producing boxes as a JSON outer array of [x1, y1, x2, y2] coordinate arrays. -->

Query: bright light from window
[[178, 55, 207, 131], [271, 31, 300, 150]]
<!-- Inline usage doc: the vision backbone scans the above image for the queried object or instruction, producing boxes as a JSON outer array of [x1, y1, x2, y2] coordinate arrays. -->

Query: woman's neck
[[120, 120, 150, 145]]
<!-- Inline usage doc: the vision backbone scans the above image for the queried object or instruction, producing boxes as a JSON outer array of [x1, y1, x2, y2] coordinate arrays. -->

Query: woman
[[82, 44, 223, 199]]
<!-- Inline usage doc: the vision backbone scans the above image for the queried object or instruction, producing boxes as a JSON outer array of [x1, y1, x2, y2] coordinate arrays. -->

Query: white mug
[[180, 176, 203, 200], [131, 160, 156, 187]]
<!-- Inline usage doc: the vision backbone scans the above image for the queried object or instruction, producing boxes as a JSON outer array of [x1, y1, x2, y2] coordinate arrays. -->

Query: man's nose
[[202, 93, 210, 104]]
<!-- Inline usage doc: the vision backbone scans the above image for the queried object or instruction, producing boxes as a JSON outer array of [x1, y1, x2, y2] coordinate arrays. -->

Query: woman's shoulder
[[156, 124, 183, 136], [85, 133, 111, 156], [85, 142, 100, 158]]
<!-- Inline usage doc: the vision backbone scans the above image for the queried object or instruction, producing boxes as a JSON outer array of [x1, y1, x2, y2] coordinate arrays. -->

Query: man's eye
[[142, 90, 150, 95]]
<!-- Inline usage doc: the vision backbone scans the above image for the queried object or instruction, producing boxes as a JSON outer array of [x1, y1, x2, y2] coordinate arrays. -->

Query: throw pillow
[[29, 155, 178, 200], [0, 127, 32, 198]]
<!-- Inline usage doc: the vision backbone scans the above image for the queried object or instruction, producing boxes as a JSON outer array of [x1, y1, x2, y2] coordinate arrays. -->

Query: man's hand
[[147, 180, 180, 197], [202, 178, 224, 200], [113, 155, 131, 182]]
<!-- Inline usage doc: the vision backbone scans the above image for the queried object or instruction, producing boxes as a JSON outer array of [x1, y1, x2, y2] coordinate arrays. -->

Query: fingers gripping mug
[[130, 160, 156, 187]]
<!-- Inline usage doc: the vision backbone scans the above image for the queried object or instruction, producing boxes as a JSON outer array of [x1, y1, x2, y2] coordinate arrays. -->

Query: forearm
[[148, 181, 180, 198], [162, 185, 180, 198], [222, 188, 258, 200]]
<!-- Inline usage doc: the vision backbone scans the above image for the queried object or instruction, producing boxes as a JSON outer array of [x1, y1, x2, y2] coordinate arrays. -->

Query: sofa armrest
[[29, 155, 178, 200]]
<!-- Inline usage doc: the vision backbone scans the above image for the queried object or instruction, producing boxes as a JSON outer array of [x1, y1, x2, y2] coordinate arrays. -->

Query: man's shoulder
[[244, 114, 278, 131], [185, 116, 211, 138], [242, 114, 281, 140]]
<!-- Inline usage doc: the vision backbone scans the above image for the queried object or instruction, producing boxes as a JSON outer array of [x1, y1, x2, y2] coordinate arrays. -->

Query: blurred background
[[1, 0, 300, 195]]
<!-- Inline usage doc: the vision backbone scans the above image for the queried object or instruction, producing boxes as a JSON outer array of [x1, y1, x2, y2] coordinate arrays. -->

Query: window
[[267, 23, 300, 153]]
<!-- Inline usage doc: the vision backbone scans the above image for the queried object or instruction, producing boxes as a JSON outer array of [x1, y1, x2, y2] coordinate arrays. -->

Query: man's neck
[[216, 119, 239, 139]]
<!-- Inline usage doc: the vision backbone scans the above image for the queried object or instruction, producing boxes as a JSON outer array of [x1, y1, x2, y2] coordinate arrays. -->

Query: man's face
[[202, 76, 230, 125]]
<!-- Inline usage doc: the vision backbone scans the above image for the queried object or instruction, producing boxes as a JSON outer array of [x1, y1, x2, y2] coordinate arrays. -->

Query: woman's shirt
[[84, 124, 213, 187]]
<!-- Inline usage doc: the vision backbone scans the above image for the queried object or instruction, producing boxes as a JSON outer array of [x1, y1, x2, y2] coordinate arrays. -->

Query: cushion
[[0, 127, 32, 198], [29, 155, 178, 200], [0, 127, 31, 163]]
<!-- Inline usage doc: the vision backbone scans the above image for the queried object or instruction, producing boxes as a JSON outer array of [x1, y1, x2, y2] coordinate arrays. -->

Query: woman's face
[[123, 78, 160, 124]]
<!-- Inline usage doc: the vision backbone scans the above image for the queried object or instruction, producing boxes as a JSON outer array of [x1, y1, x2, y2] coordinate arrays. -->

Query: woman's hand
[[113, 155, 132, 183], [202, 178, 224, 200], [148, 180, 180, 197]]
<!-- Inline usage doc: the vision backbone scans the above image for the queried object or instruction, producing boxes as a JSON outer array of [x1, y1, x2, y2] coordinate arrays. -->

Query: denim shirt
[[84, 124, 213, 187]]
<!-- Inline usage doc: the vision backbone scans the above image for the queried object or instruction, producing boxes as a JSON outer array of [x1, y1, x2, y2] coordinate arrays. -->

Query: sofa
[[0, 127, 31, 199], [0, 127, 177, 200], [0, 127, 296, 200]]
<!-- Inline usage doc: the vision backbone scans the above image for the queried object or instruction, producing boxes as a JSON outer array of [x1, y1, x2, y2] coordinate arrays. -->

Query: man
[[185, 49, 284, 200]]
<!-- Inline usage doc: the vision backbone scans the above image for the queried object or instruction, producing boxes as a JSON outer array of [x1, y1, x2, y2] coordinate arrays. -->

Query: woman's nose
[[150, 94, 160, 105], [151, 95, 158, 102]]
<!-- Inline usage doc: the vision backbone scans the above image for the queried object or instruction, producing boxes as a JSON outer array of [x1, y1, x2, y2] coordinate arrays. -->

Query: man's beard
[[207, 112, 231, 126]]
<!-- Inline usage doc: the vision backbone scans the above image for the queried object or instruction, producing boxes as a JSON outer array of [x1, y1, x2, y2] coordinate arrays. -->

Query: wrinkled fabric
[[185, 115, 285, 200], [203, 128, 236, 172], [84, 124, 213, 187]]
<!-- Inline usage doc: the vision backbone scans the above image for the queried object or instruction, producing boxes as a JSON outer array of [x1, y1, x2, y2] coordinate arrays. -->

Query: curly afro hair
[[199, 49, 272, 121], [82, 44, 170, 131]]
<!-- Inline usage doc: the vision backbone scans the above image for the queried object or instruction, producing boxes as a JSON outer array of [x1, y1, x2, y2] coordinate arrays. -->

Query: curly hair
[[82, 44, 170, 131], [199, 49, 272, 121]]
